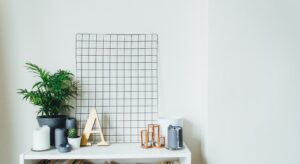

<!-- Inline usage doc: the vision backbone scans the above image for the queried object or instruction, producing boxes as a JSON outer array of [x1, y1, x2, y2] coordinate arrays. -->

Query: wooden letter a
[[81, 108, 109, 146]]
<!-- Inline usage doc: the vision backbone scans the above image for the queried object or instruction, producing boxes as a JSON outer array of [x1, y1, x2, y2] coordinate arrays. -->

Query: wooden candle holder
[[140, 129, 152, 149], [141, 124, 165, 149], [153, 124, 161, 148], [160, 136, 165, 147]]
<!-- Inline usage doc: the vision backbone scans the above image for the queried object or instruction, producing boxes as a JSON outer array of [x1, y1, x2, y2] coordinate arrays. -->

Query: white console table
[[20, 143, 191, 164]]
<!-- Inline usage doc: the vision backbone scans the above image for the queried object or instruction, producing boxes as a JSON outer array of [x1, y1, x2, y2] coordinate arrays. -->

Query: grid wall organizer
[[75, 33, 159, 143]]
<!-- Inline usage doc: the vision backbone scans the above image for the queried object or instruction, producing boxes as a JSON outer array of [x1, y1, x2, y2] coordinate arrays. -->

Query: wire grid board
[[75, 33, 158, 143]]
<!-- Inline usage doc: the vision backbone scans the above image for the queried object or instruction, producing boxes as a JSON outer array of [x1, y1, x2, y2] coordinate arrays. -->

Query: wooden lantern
[[153, 124, 161, 148], [140, 129, 152, 149], [160, 136, 165, 147]]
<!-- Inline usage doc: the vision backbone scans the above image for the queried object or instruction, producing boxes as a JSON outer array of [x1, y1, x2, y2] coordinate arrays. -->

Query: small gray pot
[[66, 117, 76, 129], [58, 143, 71, 153], [55, 128, 67, 148], [37, 115, 66, 146]]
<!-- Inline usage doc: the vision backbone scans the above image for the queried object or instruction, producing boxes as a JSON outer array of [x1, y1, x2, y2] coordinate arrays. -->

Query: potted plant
[[67, 128, 81, 149], [18, 63, 77, 145]]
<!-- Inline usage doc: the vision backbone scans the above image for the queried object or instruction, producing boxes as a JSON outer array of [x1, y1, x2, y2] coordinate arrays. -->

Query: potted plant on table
[[67, 128, 81, 149], [18, 63, 77, 145]]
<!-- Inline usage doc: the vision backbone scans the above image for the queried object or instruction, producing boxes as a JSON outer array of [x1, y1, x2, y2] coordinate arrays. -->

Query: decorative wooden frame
[[140, 129, 152, 149], [140, 124, 164, 148], [148, 124, 154, 139], [160, 136, 165, 147], [153, 124, 161, 148]]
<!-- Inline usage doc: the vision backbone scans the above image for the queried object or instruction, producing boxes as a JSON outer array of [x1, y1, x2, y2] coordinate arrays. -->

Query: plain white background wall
[[3, 0, 300, 164], [0, 0, 208, 163], [208, 0, 300, 164]]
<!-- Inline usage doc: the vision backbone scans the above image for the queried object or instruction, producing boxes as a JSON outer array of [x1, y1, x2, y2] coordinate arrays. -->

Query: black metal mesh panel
[[75, 34, 158, 143]]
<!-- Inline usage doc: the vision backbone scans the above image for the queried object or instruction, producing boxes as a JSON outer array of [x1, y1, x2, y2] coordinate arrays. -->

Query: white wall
[[0, 0, 208, 163], [5, 0, 299, 164], [208, 0, 300, 164]]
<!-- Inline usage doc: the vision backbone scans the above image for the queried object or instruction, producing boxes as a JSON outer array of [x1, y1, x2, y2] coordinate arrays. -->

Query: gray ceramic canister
[[66, 117, 76, 129], [167, 125, 183, 150], [55, 128, 67, 148]]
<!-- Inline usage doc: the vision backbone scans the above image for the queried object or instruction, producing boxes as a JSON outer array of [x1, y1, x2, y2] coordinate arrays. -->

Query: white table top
[[22, 143, 191, 160]]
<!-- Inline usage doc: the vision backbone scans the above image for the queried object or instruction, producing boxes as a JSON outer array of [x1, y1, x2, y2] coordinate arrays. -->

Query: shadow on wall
[[184, 119, 207, 164], [0, 14, 14, 164]]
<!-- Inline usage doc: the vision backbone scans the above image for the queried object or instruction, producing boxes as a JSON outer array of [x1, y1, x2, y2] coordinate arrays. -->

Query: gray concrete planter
[[37, 115, 66, 146]]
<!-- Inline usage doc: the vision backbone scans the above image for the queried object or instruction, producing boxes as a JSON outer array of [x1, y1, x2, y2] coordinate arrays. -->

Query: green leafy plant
[[68, 128, 78, 138], [18, 63, 77, 117]]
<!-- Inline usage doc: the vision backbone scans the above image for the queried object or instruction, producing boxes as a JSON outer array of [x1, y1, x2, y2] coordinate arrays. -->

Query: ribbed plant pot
[[37, 115, 66, 146]]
